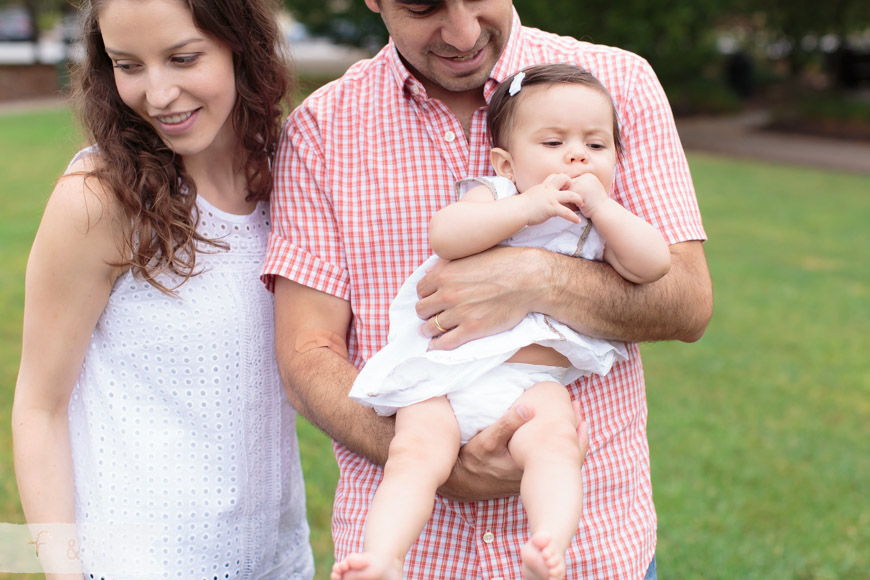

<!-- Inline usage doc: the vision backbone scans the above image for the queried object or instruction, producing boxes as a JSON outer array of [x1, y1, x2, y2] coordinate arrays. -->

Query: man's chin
[[428, 67, 493, 94]]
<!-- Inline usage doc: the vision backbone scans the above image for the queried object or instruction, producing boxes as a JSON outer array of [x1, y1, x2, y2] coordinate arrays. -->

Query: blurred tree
[[0, 0, 71, 62], [514, 0, 730, 86], [284, 0, 385, 51], [284, 0, 732, 88], [741, 0, 870, 82], [0, 0, 70, 37], [284, 0, 870, 91]]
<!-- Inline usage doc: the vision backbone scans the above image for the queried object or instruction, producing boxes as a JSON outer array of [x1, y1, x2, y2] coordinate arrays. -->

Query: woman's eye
[[112, 62, 139, 73], [172, 54, 200, 65]]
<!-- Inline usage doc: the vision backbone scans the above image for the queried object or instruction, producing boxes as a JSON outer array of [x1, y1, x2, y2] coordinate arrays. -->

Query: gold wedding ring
[[433, 313, 447, 334]]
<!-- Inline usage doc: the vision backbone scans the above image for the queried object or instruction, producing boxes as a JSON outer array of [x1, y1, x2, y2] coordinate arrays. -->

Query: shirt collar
[[383, 40, 418, 96], [383, 8, 526, 103], [486, 9, 525, 100]]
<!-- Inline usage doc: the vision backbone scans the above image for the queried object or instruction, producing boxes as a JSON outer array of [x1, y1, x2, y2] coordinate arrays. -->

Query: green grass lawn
[[646, 154, 869, 579], [1, 108, 867, 579], [0, 108, 83, 516]]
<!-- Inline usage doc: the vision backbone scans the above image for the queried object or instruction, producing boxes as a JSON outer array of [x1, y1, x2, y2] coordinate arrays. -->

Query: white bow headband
[[508, 71, 526, 96]]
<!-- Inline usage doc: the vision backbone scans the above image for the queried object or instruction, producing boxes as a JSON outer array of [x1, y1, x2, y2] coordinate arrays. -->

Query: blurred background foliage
[[283, 0, 870, 126], [2, 0, 870, 121]]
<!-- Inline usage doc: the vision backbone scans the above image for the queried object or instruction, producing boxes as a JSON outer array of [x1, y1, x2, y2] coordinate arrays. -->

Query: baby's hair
[[487, 63, 624, 160]]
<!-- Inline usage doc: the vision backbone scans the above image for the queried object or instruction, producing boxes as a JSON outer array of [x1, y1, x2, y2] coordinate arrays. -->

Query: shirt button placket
[[481, 529, 500, 580]]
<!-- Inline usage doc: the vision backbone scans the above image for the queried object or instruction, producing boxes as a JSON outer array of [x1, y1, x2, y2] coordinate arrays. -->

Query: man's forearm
[[279, 340, 395, 467], [273, 278, 395, 466], [274, 276, 535, 500], [537, 240, 712, 343]]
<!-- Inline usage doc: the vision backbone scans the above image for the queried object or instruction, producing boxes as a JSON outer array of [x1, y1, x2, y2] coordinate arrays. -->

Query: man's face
[[366, 0, 513, 95]]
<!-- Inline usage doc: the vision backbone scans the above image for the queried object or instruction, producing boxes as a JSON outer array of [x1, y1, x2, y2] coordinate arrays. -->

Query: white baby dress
[[350, 176, 628, 441]]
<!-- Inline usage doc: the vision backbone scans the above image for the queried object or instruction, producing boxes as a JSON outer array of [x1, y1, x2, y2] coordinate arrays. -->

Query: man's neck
[[423, 81, 487, 138]]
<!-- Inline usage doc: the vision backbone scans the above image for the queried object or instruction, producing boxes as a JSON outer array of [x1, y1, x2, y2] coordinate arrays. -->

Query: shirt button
[[482, 531, 494, 543], [444, 130, 456, 143]]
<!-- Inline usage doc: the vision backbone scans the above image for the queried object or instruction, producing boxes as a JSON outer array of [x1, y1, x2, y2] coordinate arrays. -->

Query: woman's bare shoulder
[[52, 151, 125, 235]]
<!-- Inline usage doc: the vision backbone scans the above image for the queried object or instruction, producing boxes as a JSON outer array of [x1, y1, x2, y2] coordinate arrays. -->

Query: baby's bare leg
[[368, 397, 461, 555], [332, 396, 461, 580], [509, 381, 585, 580]]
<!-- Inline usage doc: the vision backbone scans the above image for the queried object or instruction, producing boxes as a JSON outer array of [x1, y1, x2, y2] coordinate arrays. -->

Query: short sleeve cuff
[[261, 232, 351, 301]]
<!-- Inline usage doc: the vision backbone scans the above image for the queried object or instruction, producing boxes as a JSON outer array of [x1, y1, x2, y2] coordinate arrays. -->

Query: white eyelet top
[[66, 152, 313, 580]]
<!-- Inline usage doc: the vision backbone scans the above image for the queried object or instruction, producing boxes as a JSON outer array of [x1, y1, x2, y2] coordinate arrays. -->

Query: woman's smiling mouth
[[156, 110, 195, 125]]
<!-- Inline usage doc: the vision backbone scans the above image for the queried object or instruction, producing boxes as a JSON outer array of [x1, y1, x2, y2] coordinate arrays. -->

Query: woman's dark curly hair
[[71, 0, 292, 293]]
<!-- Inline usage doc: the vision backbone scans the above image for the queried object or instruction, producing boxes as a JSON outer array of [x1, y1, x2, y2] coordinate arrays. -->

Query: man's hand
[[416, 246, 545, 350], [437, 398, 589, 502], [437, 403, 531, 501], [572, 398, 590, 464], [418, 241, 711, 346]]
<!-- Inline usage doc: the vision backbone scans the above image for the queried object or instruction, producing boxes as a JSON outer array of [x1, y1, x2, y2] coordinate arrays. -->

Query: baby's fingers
[[543, 173, 573, 191], [556, 203, 582, 223], [558, 189, 586, 206]]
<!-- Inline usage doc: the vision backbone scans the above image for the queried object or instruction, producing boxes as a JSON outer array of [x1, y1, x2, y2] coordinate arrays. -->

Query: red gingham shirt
[[264, 11, 705, 580]]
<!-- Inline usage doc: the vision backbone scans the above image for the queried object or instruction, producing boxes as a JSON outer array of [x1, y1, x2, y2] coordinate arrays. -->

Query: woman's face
[[98, 0, 237, 160]]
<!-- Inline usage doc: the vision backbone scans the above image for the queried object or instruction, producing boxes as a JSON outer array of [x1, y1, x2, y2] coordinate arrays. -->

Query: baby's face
[[505, 83, 618, 194]]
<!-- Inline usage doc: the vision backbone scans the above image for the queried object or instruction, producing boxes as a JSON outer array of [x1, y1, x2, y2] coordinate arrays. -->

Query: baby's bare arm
[[572, 174, 671, 284], [429, 184, 525, 260], [430, 176, 583, 260]]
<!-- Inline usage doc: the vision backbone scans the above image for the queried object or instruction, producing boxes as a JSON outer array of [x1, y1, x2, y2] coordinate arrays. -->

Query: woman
[[12, 0, 313, 578]]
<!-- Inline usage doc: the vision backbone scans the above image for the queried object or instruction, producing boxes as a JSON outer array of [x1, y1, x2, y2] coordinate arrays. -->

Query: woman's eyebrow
[[105, 37, 206, 56]]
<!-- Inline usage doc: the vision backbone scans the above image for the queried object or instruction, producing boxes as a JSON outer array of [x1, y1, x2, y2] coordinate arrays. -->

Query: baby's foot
[[330, 552, 403, 580], [520, 532, 566, 580]]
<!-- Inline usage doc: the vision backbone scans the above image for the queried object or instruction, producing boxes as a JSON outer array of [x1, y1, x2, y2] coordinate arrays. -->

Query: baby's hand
[[521, 174, 585, 226], [568, 174, 609, 219]]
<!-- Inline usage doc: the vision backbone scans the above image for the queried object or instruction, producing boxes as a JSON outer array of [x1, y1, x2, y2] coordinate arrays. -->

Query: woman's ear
[[490, 147, 515, 182]]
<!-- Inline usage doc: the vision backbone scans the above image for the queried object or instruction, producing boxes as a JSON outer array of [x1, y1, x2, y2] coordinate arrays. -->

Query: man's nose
[[441, 3, 482, 52]]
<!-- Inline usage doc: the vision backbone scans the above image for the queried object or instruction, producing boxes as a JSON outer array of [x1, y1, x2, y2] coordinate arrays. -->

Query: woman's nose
[[145, 69, 181, 110]]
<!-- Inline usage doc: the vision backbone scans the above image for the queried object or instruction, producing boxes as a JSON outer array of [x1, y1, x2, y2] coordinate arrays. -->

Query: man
[[264, 0, 713, 578]]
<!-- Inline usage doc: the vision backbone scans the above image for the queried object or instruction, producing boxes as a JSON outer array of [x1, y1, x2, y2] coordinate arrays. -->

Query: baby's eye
[[588, 143, 606, 150], [542, 141, 562, 147]]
